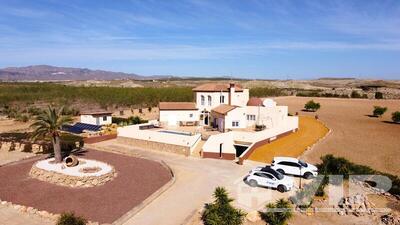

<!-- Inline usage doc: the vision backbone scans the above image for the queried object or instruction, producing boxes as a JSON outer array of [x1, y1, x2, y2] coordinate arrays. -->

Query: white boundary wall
[[203, 116, 298, 154], [117, 123, 201, 152]]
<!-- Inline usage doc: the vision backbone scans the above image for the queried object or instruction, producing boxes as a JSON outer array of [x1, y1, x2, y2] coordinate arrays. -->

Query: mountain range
[[0, 65, 164, 81]]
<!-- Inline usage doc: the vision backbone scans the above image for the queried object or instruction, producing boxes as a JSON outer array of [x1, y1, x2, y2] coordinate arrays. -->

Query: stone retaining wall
[[0, 141, 46, 154], [29, 165, 117, 188], [0, 198, 102, 225], [117, 136, 190, 156]]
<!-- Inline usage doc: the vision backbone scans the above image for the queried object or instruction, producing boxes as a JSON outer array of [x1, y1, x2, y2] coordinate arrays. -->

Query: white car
[[245, 166, 294, 192], [270, 157, 318, 179]]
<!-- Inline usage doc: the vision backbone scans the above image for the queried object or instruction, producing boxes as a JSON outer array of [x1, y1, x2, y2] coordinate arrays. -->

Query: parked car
[[245, 166, 294, 192], [270, 157, 318, 179]]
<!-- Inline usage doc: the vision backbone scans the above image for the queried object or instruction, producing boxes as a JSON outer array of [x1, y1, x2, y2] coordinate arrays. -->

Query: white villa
[[80, 111, 112, 126], [117, 83, 298, 163], [159, 83, 288, 132]]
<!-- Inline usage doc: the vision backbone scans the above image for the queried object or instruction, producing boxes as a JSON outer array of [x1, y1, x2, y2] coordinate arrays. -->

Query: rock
[[13, 204, 22, 210], [18, 206, 27, 213], [26, 207, 34, 213], [246, 211, 261, 222], [381, 213, 400, 225], [38, 210, 50, 218]]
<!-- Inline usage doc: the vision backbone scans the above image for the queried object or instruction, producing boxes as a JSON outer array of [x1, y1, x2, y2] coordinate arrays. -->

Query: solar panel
[[66, 123, 102, 134]]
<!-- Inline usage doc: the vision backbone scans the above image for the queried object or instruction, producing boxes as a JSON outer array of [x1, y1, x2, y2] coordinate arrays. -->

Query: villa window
[[189, 113, 193, 118], [247, 115, 256, 120], [220, 95, 225, 103], [201, 95, 205, 105], [102, 116, 107, 121], [208, 96, 212, 106], [232, 121, 239, 127]]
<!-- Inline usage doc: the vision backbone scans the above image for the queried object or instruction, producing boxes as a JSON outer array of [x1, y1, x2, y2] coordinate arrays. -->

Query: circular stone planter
[[29, 158, 117, 188]]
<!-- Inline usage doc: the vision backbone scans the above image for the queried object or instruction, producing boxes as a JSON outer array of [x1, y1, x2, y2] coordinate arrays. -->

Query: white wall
[[202, 132, 236, 154], [202, 116, 299, 156], [80, 115, 112, 125], [195, 89, 249, 111], [159, 110, 199, 126], [195, 92, 229, 111], [230, 89, 249, 107], [224, 107, 247, 129], [246, 106, 288, 128], [117, 124, 201, 151]]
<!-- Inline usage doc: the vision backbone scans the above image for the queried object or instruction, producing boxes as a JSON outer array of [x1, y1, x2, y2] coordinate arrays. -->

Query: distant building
[[80, 111, 112, 126]]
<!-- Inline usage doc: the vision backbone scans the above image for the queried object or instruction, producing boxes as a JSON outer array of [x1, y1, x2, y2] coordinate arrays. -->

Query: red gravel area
[[0, 149, 172, 223]]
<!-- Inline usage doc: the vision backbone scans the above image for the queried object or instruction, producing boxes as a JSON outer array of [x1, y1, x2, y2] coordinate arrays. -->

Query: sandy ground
[[248, 116, 329, 163], [273, 97, 400, 176], [0, 119, 31, 133]]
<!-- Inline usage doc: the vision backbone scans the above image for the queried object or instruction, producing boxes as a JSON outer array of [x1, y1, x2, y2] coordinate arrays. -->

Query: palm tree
[[202, 187, 246, 225], [30, 106, 72, 163], [260, 198, 293, 225]]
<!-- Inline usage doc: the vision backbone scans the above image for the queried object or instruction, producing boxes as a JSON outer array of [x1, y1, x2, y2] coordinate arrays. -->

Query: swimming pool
[[158, 130, 192, 136]]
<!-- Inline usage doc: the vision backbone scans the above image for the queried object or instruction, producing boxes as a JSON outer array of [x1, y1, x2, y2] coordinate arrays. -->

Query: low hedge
[[112, 116, 148, 126]]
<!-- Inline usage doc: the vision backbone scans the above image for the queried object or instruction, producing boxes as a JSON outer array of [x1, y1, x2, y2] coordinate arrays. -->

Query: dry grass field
[[248, 116, 329, 163], [273, 96, 400, 175]]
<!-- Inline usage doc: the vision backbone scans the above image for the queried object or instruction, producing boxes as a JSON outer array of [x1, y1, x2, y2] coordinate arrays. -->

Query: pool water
[[158, 130, 192, 136]]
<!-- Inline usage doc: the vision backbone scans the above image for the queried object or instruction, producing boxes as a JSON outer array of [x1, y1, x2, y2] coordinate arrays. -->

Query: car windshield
[[274, 171, 284, 180], [298, 160, 308, 167]]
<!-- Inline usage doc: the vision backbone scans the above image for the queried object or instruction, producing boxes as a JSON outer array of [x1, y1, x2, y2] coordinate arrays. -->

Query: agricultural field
[[274, 96, 400, 175]]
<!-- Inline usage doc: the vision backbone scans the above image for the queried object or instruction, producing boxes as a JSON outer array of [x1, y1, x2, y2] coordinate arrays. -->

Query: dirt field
[[0, 118, 31, 133], [248, 116, 329, 163], [0, 149, 172, 223], [273, 96, 400, 175]]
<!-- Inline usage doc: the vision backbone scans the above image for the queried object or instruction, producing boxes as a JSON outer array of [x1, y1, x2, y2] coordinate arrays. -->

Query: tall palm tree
[[30, 106, 72, 163]]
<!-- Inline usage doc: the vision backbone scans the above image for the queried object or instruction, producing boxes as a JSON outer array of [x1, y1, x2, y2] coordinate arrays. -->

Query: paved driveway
[[90, 140, 303, 225]]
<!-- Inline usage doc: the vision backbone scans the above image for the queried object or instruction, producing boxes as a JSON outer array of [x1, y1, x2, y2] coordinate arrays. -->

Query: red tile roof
[[211, 104, 237, 115], [192, 83, 243, 92], [247, 97, 263, 106], [159, 102, 197, 110]]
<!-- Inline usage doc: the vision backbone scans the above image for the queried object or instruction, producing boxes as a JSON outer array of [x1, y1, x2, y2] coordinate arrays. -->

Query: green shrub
[[304, 100, 320, 112], [59, 133, 84, 153], [296, 91, 321, 97], [318, 154, 400, 195], [375, 92, 384, 99], [250, 87, 285, 97], [56, 212, 87, 225], [289, 176, 327, 208], [351, 91, 362, 98], [202, 187, 246, 225], [392, 111, 400, 123], [260, 199, 293, 225], [372, 106, 387, 117], [112, 116, 148, 125], [15, 114, 29, 122], [0, 83, 194, 108], [27, 107, 43, 116]]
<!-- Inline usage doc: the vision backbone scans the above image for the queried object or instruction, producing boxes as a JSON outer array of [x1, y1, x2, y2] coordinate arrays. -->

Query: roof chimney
[[229, 83, 235, 105]]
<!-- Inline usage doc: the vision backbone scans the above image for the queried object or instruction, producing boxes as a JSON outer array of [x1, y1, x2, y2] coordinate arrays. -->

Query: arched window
[[201, 95, 205, 105], [208, 95, 212, 106]]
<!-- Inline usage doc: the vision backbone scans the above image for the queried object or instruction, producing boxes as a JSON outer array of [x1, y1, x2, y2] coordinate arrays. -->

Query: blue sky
[[0, 0, 399, 79]]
